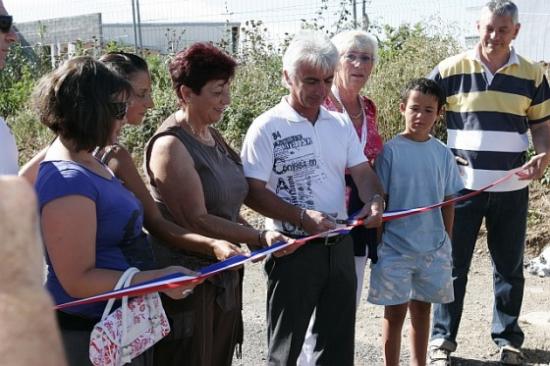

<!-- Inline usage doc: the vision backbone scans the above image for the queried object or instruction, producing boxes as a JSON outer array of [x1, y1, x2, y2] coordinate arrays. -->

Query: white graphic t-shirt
[[241, 97, 367, 236]]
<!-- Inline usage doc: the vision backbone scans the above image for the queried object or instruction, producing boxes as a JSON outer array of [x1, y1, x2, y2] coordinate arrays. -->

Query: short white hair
[[331, 30, 378, 63], [282, 30, 338, 88]]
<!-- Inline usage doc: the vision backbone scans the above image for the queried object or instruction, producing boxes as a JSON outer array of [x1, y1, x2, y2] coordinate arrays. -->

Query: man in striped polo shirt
[[427, 1, 550, 365]]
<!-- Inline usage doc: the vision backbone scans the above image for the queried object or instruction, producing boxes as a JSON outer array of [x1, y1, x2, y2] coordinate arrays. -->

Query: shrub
[[215, 20, 289, 148], [527, 148, 550, 186], [219, 53, 286, 148], [0, 43, 50, 118], [367, 22, 461, 142], [9, 107, 53, 164], [11, 13, 534, 186], [119, 53, 178, 158]]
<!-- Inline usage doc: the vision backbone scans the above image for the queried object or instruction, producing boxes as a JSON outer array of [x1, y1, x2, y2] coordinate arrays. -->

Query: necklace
[[347, 108, 363, 119], [187, 122, 214, 145], [177, 110, 215, 145], [330, 90, 363, 119], [331, 85, 368, 149]]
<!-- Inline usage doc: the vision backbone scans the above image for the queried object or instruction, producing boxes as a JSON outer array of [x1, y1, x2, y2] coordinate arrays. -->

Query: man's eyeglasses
[[110, 102, 128, 120], [0, 15, 13, 34], [343, 53, 374, 64]]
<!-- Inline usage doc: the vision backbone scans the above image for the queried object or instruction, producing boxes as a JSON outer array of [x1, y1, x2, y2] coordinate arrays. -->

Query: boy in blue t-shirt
[[368, 78, 463, 366]]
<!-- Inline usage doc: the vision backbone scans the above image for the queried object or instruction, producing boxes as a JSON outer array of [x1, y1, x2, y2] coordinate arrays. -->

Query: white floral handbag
[[89, 267, 171, 366]]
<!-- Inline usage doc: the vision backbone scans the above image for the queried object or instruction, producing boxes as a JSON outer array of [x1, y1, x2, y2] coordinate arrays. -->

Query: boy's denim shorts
[[367, 242, 454, 306]]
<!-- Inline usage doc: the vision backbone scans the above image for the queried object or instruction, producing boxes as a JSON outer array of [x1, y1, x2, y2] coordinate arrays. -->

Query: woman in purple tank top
[[33, 57, 198, 366]]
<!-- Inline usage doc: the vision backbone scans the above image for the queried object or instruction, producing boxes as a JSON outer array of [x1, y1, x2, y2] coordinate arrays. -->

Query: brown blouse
[[144, 114, 248, 269]]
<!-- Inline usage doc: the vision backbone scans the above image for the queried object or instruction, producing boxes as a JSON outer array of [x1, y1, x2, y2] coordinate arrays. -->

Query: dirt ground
[[234, 183, 550, 365]]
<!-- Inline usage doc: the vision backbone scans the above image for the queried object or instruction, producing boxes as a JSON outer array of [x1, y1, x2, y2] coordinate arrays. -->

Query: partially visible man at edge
[[241, 30, 385, 366], [0, 3, 66, 365], [427, 1, 550, 365], [0, 0, 18, 175]]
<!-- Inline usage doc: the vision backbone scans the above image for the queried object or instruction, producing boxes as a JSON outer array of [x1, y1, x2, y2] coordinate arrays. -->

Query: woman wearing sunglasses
[[21, 52, 242, 261], [0, 1, 18, 175], [33, 56, 198, 366]]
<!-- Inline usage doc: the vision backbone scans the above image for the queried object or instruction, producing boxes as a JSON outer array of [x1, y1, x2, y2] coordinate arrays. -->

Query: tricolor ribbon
[[55, 168, 523, 310]]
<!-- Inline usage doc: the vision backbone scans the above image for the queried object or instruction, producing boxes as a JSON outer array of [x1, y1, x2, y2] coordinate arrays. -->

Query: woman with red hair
[[145, 43, 287, 366]]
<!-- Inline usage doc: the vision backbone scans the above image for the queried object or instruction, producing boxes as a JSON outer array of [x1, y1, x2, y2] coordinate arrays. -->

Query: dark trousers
[[265, 235, 357, 366], [431, 188, 528, 350]]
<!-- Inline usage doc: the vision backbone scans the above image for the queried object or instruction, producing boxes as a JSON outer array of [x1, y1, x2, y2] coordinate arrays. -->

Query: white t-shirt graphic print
[[241, 97, 367, 236]]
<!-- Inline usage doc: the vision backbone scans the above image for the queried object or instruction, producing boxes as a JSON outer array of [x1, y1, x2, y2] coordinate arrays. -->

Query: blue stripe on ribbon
[[55, 168, 521, 309]]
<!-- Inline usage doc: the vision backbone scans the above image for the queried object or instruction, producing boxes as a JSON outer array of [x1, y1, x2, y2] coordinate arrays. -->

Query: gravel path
[[233, 247, 550, 365]]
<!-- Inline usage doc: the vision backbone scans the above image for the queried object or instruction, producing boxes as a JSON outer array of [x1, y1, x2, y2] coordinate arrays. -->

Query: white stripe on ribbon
[[55, 168, 523, 310]]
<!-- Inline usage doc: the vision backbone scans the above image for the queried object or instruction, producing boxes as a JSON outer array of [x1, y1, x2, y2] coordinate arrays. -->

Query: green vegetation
[[1, 8, 548, 185], [0, 43, 49, 118]]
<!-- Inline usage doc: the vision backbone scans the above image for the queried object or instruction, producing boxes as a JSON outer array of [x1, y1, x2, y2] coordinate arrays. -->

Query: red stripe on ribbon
[[54, 168, 523, 310]]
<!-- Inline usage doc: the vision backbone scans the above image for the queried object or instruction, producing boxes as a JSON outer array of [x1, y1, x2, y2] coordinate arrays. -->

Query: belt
[[284, 228, 348, 246], [288, 234, 346, 246]]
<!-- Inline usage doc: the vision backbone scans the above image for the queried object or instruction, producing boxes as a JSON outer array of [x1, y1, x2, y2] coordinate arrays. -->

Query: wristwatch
[[370, 194, 386, 211]]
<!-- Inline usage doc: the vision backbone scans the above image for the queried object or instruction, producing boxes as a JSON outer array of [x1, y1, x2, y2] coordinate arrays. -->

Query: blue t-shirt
[[36, 160, 154, 319], [375, 135, 463, 254]]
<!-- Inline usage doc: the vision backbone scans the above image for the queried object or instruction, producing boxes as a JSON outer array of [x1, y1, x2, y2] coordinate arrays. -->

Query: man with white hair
[[428, 1, 550, 365], [241, 30, 384, 365], [0, 0, 18, 175]]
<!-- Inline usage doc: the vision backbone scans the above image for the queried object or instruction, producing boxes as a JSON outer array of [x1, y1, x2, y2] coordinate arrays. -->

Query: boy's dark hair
[[33, 56, 132, 151], [400, 78, 446, 110]]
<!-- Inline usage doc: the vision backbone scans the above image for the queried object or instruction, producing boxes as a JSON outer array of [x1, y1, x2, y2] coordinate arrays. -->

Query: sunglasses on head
[[110, 102, 128, 120], [0, 15, 13, 33]]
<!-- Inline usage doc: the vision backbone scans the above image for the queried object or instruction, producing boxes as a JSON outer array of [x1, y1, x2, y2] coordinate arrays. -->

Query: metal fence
[[5, 0, 550, 61]]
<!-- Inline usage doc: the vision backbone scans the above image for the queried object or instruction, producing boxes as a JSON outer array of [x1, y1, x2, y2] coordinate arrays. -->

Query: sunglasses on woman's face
[[0, 15, 13, 33], [110, 102, 128, 120]]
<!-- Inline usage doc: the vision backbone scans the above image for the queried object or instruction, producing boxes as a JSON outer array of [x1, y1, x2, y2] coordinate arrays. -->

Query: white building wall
[[102, 22, 240, 53]]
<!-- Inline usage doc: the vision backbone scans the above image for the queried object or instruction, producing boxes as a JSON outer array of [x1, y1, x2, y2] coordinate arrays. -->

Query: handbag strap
[[120, 268, 139, 351], [100, 267, 140, 321]]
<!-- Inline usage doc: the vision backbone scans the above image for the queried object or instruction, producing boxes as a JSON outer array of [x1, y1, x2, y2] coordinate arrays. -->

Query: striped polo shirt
[[430, 47, 550, 192]]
